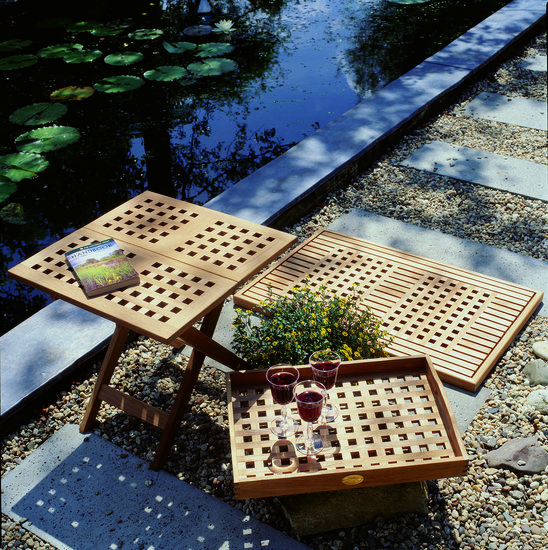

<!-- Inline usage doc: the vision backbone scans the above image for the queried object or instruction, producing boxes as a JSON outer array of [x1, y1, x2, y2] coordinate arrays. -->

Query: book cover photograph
[[65, 238, 139, 297]]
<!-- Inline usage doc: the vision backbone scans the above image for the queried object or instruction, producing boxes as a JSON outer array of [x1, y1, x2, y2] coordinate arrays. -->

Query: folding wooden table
[[8, 191, 297, 469], [234, 229, 543, 392]]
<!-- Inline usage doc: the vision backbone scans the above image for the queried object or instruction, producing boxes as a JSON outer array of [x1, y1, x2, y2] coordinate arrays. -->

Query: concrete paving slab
[[327, 210, 547, 315], [400, 140, 548, 201], [424, 0, 546, 71], [463, 92, 547, 131], [1, 423, 311, 550], [1, 301, 114, 425], [521, 54, 547, 72]]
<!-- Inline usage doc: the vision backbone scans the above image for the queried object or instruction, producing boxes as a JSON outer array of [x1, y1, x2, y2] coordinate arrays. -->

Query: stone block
[[278, 482, 428, 536]]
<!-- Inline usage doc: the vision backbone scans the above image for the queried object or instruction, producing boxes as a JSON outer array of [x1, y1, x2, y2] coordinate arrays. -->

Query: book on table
[[65, 238, 139, 297]]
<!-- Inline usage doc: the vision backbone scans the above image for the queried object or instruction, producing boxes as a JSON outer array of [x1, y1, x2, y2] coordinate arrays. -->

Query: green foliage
[[0, 181, 17, 201], [195, 43, 235, 58], [104, 52, 144, 66], [163, 41, 197, 54], [15, 126, 81, 153], [0, 39, 33, 52], [188, 58, 238, 76], [93, 75, 144, 93], [232, 281, 392, 369], [128, 29, 164, 40], [37, 43, 83, 58], [0, 55, 38, 70], [0, 152, 50, 181], [10, 102, 68, 125], [144, 66, 189, 81], [63, 49, 102, 63]]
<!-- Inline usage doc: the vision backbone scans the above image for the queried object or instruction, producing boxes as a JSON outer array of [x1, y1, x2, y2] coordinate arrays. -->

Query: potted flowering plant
[[231, 281, 392, 369]]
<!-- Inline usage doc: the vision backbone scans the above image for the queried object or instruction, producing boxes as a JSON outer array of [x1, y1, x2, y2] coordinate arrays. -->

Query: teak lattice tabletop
[[234, 229, 543, 391], [228, 356, 468, 499], [9, 191, 297, 469]]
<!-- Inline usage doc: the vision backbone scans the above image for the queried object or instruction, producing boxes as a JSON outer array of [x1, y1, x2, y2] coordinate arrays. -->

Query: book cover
[[65, 238, 139, 297]]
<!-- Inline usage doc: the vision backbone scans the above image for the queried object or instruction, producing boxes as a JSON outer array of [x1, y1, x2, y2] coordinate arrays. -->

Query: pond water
[[1, 0, 511, 334]]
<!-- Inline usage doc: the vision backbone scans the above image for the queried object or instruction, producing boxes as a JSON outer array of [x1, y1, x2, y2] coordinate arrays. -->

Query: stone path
[[401, 88, 547, 201], [400, 140, 548, 201], [464, 92, 547, 130]]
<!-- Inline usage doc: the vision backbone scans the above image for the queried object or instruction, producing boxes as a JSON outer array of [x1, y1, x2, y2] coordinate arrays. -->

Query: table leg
[[80, 324, 130, 433], [150, 303, 223, 470]]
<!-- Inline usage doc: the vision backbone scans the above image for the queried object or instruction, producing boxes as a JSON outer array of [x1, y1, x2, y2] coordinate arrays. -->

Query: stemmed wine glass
[[294, 380, 326, 456], [266, 364, 300, 439], [310, 349, 341, 424]]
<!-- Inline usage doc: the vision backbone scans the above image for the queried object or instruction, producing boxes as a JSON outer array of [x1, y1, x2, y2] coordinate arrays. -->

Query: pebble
[[532, 341, 548, 361], [1, 31, 547, 550]]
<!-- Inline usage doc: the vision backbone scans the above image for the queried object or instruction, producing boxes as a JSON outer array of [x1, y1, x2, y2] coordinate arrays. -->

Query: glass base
[[320, 402, 338, 424], [295, 429, 323, 455], [270, 416, 298, 439]]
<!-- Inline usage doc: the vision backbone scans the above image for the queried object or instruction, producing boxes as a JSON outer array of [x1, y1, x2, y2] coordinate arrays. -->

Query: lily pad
[[66, 20, 103, 32], [93, 75, 144, 93], [144, 66, 188, 81], [0, 181, 17, 201], [0, 203, 26, 224], [10, 102, 68, 125], [90, 26, 124, 37], [50, 86, 94, 101], [195, 43, 234, 58], [15, 126, 81, 153], [163, 41, 197, 54], [128, 29, 164, 40], [0, 54, 38, 70], [104, 51, 144, 66], [38, 43, 84, 58], [187, 58, 238, 77], [0, 39, 32, 52], [63, 49, 102, 63], [0, 152, 50, 181], [183, 25, 212, 36]]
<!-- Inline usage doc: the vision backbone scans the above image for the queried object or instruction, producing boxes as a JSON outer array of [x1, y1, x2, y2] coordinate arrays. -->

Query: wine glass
[[266, 364, 300, 439], [294, 380, 326, 456], [310, 349, 341, 424]]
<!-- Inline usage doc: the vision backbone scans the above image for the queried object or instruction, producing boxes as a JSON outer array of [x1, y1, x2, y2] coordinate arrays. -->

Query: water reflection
[[0, 0, 511, 333]]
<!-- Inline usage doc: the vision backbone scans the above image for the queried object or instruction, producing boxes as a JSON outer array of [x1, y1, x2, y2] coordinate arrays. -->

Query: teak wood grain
[[234, 229, 543, 391], [227, 356, 468, 499]]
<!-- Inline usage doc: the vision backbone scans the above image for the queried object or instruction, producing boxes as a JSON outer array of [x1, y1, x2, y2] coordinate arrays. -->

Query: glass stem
[[280, 405, 288, 435], [306, 421, 314, 453]]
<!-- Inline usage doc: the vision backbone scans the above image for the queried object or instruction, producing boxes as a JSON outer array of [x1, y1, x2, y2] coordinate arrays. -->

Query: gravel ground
[[2, 32, 547, 550]]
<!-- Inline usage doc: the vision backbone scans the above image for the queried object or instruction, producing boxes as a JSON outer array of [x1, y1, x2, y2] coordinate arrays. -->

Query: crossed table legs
[[79, 303, 246, 470]]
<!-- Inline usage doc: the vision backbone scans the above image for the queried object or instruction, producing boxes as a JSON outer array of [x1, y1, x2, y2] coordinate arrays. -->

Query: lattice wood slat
[[227, 356, 468, 499], [86, 191, 294, 284], [9, 228, 237, 343], [234, 229, 543, 391]]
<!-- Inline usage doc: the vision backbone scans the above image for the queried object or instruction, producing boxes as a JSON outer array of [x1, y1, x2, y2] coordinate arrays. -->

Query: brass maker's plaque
[[342, 474, 364, 486]]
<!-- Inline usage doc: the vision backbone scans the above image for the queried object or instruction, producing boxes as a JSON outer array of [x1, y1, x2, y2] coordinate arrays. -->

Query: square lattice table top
[[9, 191, 297, 343], [234, 229, 543, 391]]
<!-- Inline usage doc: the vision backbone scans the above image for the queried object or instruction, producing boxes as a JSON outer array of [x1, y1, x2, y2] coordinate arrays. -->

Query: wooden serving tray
[[227, 356, 468, 499]]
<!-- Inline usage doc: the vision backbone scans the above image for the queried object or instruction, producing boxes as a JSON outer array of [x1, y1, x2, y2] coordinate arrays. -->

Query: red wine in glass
[[269, 371, 298, 405], [295, 390, 324, 422], [310, 350, 341, 423], [294, 380, 326, 456], [311, 361, 338, 390], [266, 364, 299, 439]]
